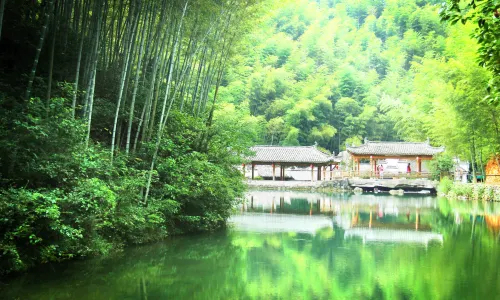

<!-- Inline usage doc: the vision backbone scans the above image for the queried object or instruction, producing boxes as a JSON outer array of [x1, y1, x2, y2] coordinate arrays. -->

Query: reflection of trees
[[230, 224, 500, 299], [5, 197, 500, 300]]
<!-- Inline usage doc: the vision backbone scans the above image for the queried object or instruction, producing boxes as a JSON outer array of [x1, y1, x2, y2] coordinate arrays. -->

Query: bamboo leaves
[[11, 0, 262, 201]]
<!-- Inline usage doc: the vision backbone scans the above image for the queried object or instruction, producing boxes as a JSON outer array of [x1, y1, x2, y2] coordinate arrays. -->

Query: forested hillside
[[220, 0, 499, 166]]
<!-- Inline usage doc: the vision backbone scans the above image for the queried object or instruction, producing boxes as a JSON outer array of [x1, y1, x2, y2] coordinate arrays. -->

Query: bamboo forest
[[1, 0, 500, 299]]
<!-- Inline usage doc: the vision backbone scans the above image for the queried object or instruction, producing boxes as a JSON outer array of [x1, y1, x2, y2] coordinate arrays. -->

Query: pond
[[2, 190, 500, 299]]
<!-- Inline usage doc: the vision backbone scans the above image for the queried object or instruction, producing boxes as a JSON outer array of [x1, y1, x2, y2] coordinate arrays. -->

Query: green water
[[2, 191, 500, 299]]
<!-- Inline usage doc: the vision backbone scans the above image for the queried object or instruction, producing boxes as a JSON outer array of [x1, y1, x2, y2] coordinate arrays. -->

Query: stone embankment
[[246, 179, 350, 191], [246, 178, 438, 193], [348, 178, 438, 193]]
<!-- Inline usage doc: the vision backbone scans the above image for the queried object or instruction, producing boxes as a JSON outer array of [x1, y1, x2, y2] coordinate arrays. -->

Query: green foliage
[[0, 0, 262, 277], [219, 0, 476, 153], [440, 0, 500, 103], [0, 189, 81, 275], [438, 176, 453, 194], [4, 0, 500, 278], [447, 183, 473, 199], [282, 127, 300, 146], [444, 182, 499, 201], [0, 97, 88, 187], [0, 97, 248, 275], [219, 0, 500, 169], [471, 184, 486, 201], [429, 153, 454, 180]]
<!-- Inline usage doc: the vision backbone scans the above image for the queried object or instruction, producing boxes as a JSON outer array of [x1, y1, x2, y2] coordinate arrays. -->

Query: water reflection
[[241, 190, 437, 215], [235, 191, 444, 245], [3, 191, 500, 299]]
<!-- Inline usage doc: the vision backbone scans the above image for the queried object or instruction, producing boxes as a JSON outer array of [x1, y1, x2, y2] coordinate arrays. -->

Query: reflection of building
[[341, 207, 444, 245], [344, 228, 443, 245], [242, 191, 440, 217], [485, 215, 500, 234], [237, 191, 445, 244], [243, 190, 333, 215], [327, 193, 444, 245], [229, 214, 333, 235]]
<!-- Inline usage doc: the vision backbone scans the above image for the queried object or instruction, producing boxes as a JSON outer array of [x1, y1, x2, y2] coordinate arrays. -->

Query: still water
[[2, 190, 500, 299]]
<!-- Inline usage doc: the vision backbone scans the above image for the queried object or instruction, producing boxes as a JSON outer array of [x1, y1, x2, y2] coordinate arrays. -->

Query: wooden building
[[246, 145, 339, 181], [347, 139, 444, 176]]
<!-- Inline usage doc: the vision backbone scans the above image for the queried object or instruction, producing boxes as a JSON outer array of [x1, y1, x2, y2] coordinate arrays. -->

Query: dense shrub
[[443, 182, 500, 202], [471, 184, 486, 201], [0, 99, 248, 275], [0, 189, 83, 274], [429, 154, 454, 180], [438, 176, 453, 194]]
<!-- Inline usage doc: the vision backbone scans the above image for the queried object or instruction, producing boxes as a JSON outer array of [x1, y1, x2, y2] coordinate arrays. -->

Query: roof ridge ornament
[[426, 137, 430, 145], [364, 137, 368, 144]]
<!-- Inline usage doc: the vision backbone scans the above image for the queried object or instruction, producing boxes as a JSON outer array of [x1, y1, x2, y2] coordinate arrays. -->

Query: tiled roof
[[347, 140, 444, 156], [249, 146, 333, 164]]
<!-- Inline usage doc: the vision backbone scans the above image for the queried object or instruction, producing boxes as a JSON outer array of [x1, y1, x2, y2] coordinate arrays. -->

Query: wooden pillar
[[369, 209, 373, 229], [251, 164, 255, 180], [369, 158, 372, 177], [317, 165, 321, 180], [272, 163, 276, 181], [417, 157, 421, 175], [357, 159, 360, 176], [280, 165, 284, 181], [322, 166, 326, 181], [311, 164, 314, 182], [282, 166, 285, 180], [330, 165, 333, 180], [372, 157, 377, 176], [416, 210, 419, 231], [242, 164, 246, 176]]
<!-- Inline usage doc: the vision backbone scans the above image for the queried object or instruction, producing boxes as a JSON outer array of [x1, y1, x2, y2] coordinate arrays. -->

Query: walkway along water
[[246, 178, 438, 193]]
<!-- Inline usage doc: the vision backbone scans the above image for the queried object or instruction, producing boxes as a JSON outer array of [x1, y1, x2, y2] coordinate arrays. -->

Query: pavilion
[[346, 139, 444, 176], [246, 145, 339, 181]]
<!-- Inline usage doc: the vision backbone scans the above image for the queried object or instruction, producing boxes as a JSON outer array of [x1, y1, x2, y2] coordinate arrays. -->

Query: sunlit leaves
[[440, 0, 500, 103]]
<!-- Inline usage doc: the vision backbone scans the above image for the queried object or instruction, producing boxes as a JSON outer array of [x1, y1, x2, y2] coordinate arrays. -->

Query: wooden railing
[[324, 171, 433, 180], [244, 167, 434, 181]]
